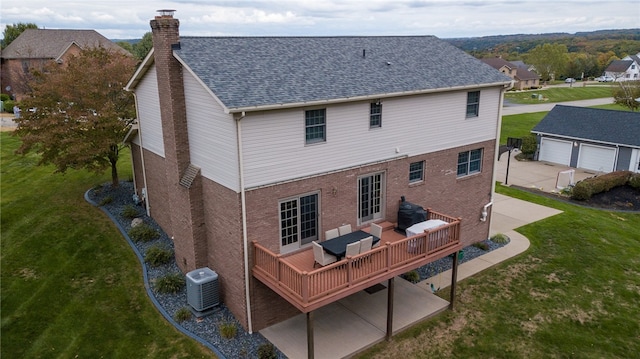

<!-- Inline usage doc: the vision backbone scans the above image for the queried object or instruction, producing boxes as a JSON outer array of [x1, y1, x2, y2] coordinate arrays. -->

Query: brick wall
[[244, 139, 495, 329], [150, 15, 208, 273]]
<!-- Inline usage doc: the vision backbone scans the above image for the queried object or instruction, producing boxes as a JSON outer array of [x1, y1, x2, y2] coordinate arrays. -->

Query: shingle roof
[[532, 105, 640, 147], [1, 29, 128, 59], [480, 57, 514, 70], [173, 36, 512, 109], [480, 57, 539, 81], [605, 60, 633, 73]]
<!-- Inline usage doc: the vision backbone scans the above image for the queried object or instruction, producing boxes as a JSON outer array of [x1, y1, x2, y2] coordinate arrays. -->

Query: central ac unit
[[186, 267, 219, 312]]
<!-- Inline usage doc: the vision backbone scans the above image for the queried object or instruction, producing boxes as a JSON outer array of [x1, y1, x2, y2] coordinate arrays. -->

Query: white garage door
[[539, 138, 572, 166], [578, 144, 616, 173]]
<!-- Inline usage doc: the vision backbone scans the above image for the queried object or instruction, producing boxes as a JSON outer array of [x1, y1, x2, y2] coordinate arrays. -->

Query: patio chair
[[325, 228, 339, 241], [312, 241, 337, 268], [345, 241, 360, 258], [338, 224, 352, 235], [370, 223, 383, 247], [359, 236, 373, 253]]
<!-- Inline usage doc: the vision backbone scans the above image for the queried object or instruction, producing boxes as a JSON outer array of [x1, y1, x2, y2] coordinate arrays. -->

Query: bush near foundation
[[571, 171, 634, 200]]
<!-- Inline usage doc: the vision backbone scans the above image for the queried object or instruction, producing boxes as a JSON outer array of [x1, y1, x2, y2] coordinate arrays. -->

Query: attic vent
[[179, 164, 200, 188]]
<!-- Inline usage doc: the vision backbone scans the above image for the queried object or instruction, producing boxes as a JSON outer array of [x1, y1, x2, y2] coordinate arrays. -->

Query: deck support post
[[386, 277, 395, 341], [307, 311, 314, 359], [449, 251, 459, 310]]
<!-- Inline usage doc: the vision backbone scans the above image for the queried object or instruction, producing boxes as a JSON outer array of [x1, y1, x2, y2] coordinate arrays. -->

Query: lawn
[[505, 85, 615, 104], [358, 185, 640, 359], [0, 132, 216, 358]]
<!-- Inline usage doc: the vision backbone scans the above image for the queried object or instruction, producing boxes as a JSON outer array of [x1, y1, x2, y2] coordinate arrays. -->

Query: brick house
[[1, 29, 129, 101], [124, 11, 512, 333]]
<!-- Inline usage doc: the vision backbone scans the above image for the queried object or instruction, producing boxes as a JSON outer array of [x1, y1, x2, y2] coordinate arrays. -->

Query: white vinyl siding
[[135, 64, 164, 156], [578, 144, 616, 173], [241, 88, 502, 188], [183, 70, 240, 192], [539, 138, 572, 166]]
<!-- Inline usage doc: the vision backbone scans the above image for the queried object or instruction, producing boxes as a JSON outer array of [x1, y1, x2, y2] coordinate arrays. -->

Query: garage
[[578, 144, 616, 173], [538, 138, 572, 166]]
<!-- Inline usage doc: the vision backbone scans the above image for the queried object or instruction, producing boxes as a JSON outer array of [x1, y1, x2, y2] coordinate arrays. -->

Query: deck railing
[[253, 212, 460, 311]]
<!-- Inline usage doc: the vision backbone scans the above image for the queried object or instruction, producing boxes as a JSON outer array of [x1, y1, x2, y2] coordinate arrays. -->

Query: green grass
[[357, 185, 640, 358], [505, 85, 614, 104], [0, 132, 216, 358]]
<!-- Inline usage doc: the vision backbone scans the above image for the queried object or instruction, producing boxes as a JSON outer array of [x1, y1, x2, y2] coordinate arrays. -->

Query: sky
[[1, 0, 639, 40]]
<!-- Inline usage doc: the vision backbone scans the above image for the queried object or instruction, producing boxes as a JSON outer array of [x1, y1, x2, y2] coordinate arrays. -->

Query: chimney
[[150, 11, 208, 272]]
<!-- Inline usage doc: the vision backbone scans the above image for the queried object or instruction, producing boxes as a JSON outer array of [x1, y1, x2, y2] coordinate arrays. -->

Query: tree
[[13, 47, 137, 187], [133, 32, 153, 61], [1, 22, 38, 47], [525, 43, 569, 82], [116, 41, 134, 54], [612, 81, 640, 112]]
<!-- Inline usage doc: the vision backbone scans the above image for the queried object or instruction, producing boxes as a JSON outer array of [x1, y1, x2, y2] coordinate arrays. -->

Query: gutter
[[235, 111, 253, 334], [487, 80, 513, 228]]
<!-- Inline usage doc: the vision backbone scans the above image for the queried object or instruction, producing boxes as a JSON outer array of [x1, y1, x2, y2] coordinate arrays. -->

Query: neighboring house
[[124, 12, 512, 335], [532, 105, 640, 173], [604, 52, 640, 81], [480, 57, 540, 90], [0, 29, 129, 101]]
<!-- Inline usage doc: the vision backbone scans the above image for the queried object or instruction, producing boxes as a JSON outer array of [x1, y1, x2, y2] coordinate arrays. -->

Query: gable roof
[[150, 36, 511, 111], [480, 57, 539, 81], [532, 105, 640, 147], [480, 57, 514, 70], [1, 29, 128, 60], [605, 59, 634, 73]]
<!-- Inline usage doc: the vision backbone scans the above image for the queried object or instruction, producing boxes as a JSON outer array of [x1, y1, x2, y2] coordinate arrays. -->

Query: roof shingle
[[1, 29, 128, 59], [173, 36, 512, 109], [532, 105, 640, 147]]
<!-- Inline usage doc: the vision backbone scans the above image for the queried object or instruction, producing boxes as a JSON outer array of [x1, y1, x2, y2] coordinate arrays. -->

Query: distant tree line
[[447, 29, 640, 81]]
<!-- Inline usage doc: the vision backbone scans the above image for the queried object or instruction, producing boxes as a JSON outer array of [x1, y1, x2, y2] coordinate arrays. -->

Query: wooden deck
[[252, 210, 462, 313]]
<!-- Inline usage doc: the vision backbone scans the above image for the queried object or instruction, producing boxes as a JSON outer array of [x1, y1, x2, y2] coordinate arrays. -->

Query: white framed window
[[358, 172, 384, 223], [305, 109, 326, 144], [466, 91, 480, 117], [409, 161, 425, 183], [457, 149, 483, 177], [279, 192, 319, 253], [370, 101, 382, 128]]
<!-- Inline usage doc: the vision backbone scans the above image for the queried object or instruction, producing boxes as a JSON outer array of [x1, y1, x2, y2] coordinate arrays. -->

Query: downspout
[[236, 111, 253, 334], [487, 81, 513, 229], [131, 92, 151, 216]]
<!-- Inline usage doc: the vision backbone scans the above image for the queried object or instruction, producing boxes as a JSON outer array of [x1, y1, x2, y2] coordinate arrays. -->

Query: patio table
[[320, 230, 380, 260]]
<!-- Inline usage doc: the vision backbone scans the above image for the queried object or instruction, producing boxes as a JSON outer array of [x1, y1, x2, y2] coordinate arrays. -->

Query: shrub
[[3, 99, 15, 113], [154, 273, 184, 294], [128, 223, 159, 242], [629, 173, 640, 190], [473, 241, 489, 250], [490, 233, 510, 244], [145, 245, 173, 267], [257, 343, 277, 359], [403, 270, 420, 283], [98, 196, 113, 206], [571, 171, 632, 201], [174, 307, 192, 323], [219, 320, 237, 339], [519, 134, 538, 159], [121, 205, 140, 219]]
